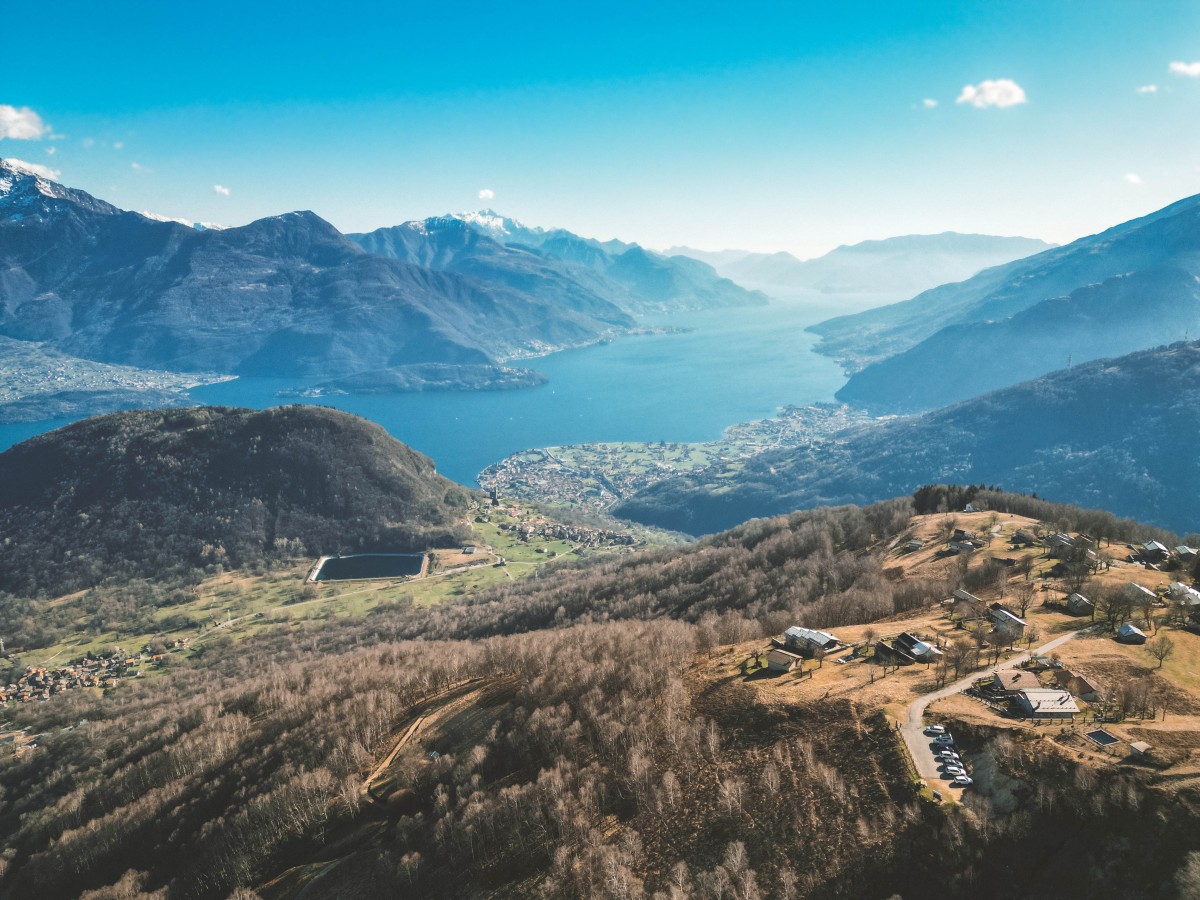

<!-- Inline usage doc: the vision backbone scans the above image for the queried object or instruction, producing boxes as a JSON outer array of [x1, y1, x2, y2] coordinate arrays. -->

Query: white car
[[943, 765, 966, 777], [938, 751, 961, 762], [952, 775, 973, 787], [924, 724, 946, 735]]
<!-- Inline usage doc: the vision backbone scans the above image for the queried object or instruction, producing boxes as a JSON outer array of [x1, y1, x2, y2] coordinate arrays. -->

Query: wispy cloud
[[1136, 84, 1158, 94], [922, 98, 938, 108], [1123, 173, 1142, 185], [6, 158, 60, 180], [82, 137, 95, 148], [113, 141, 124, 150], [478, 187, 495, 200], [956, 78, 1027, 108], [1169, 61, 1200, 77], [131, 162, 142, 171], [0, 104, 47, 140], [45, 146, 56, 156], [213, 184, 230, 196]]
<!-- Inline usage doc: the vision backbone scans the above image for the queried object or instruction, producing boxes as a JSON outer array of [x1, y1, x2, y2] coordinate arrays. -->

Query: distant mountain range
[[0, 161, 765, 416], [668, 233, 1052, 298], [811, 193, 1200, 412], [615, 341, 1200, 535], [351, 210, 766, 314]]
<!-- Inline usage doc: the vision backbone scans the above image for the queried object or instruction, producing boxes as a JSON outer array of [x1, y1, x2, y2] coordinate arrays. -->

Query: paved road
[[899, 626, 1090, 784]]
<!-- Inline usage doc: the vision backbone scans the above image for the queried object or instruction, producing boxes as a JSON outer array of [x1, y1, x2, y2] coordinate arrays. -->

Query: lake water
[[0, 295, 872, 487]]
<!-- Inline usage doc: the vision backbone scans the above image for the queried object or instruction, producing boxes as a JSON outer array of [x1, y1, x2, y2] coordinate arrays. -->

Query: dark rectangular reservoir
[[313, 553, 425, 581]]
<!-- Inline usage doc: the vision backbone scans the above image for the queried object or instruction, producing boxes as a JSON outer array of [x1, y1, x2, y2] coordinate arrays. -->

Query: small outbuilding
[[1117, 623, 1148, 644], [766, 649, 804, 673], [1066, 592, 1094, 616]]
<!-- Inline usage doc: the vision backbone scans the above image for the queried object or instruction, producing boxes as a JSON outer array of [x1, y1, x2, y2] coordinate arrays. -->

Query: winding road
[[900, 626, 1091, 783]]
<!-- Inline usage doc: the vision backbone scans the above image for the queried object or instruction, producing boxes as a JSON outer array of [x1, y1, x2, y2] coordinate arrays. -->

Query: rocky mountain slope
[[351, 210, 767, 313], [0, 160, 632, 381], [0, 405, 472, 595], [615, 341, 1200, 535]]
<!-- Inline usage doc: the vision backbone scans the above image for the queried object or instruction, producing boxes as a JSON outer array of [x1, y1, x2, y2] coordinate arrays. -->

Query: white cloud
[[45, 146, 56, 156], [1136, 84, 1158, 94], [213, 184, 230, 196], [6, 158, 61, 180], [82, 137, 95, 148], [0, 104, 48, 140], [1124, 172, 1142, 185], [956, 78, 1028, 108], [922, 98, 938, 108], [113, 141, 124, 150], [478, 187, 495, 200], [1169, 61, 1200, 77], [131, 162, 142, 170]]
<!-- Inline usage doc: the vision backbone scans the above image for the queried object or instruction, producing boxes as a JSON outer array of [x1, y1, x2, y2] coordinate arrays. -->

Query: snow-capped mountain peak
[[0, 157, 120, 218]]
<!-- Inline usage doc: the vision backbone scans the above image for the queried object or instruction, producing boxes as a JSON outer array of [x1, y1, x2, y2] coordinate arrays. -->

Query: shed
[[766, 649, 803, 673], [1117, 623, 1147, 644], [1015, 689, 1080, 718], [1130, 741, 1152, 757]]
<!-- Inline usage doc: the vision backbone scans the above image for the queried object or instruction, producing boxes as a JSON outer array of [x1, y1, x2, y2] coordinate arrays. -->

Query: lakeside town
[[477, 403, 873, 510]]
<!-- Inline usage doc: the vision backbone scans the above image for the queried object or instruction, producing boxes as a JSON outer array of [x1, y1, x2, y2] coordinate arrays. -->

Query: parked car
[[944, 765, 966, 776], [933, 735, 955, 746], [952, 775, 973, 786], [924, 724, 946, 735], [938, 751, 961, 761]]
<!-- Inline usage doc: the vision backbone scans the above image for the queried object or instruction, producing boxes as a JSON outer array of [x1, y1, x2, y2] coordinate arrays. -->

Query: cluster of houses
[[984, 662, 1105, 719], [951, 589, 1028, 640], [493, 519, 636, 548], [1, 641, 190, 705]]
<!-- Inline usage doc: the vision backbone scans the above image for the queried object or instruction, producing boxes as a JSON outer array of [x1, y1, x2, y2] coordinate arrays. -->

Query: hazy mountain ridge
[[836, 267, 1200, 412], [670, 232, 1052, 297], [352, 210, 768, 313], [615, 341, 1200, 534], [811, 193, 1200, 391]]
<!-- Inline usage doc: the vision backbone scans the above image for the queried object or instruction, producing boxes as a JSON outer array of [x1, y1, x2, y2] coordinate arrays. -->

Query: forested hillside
[[2, 493, 1198, 899], [0, 406, 471, 596], [615, 342, 1200, 535]]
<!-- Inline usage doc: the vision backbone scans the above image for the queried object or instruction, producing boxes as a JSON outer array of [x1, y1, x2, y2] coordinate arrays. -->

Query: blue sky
[[3, 0, 1199, 255]]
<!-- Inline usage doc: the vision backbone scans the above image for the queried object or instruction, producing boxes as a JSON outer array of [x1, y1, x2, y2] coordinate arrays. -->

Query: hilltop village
[[710, 509, 1200, 796]]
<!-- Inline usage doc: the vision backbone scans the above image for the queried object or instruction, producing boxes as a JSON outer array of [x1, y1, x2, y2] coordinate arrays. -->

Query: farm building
[[1141, 540, 1170, 562], [1066, 592, 1094, 616], [893, 632, 942, 663], [989, 603, 1027, 635], [1015, 689, 1080, 719], [993, 670, 1042, 695], [1126, 583, 1158, 605], [1054, 669, 1102, 702], [783, 627, 842, 657], [766, 649, 803, 673]]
